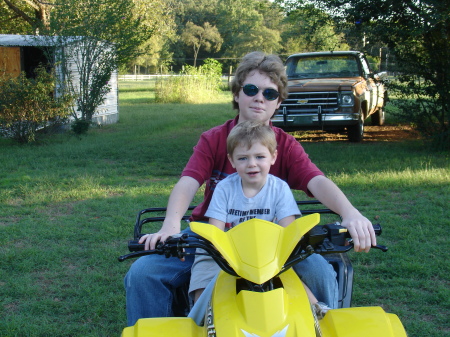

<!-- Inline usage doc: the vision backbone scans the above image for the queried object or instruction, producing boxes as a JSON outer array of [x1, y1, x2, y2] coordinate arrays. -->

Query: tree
[[181, 21, 223, 67], [0, 0, 51, 33], [280, 5, 350, 54], [216, 0, 283, 59], [167, 0, 220, 68], [174, 0, 219, 26], [298, 0, 449, 149], [128, 0, 177, 74], [28, 0, 153, 131], [132, 34, 176, 74], [145, 0, 286, 69]]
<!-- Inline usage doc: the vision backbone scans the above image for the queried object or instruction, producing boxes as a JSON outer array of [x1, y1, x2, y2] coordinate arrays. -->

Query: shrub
[[155, 58, 223, 103], [389, 78, 449, 151], [0, 67, 72, 143]]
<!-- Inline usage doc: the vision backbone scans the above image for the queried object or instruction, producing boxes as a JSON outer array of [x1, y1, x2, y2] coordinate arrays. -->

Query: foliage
[[181, 21, 223, 67], [167, 0, 284, 69], [3, 0, 372, 72], [70, 119, 91, 135], [169, 0, 220, 66], [31, 0, 156, 131], [280, 4, 350, 55], [132, 0, 177, 74], [389, 80, 449, 150], [0, 0, 51, 33], [155, 58, 223, 103], [0, 67, 72, 143], [200, 58, 223, 88], [3, 0, 168, 132], [48, 36, 115, 127], [216, 0, 283, 59], [303, 0, 450, 150]]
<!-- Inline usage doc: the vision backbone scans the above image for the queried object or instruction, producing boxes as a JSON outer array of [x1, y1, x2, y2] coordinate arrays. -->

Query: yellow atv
[[119, 206, 407, 337]]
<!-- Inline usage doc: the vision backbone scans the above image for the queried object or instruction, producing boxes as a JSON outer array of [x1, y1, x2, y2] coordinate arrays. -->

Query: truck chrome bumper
[[271, 113, 360, 128]]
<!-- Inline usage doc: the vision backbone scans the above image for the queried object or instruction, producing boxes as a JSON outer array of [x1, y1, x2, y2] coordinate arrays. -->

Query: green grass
[[0, 85, 449, 336]]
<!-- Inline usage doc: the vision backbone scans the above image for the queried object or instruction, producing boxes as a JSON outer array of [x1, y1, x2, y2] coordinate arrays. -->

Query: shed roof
[[0, 34, 50, 47], [0, 34, 87, 47]]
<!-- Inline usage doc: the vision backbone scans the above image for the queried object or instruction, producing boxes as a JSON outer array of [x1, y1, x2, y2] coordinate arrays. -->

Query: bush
[[0, 67, 72, 143], [71, 119, 91, 135], [389, 78, 449, 151], [155, 58, 223, 103]]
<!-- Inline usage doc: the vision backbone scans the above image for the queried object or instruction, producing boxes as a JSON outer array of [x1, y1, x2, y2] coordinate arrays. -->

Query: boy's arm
[[209, 217, 226, 231], [140, 176, 200, 250], [307, 175, 376, 252], [205, 181, 228, 231], [278, 215, 296, 228]]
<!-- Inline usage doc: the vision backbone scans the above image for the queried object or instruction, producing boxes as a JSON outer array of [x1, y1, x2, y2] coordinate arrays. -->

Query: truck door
[[360, 55, 377, 115]]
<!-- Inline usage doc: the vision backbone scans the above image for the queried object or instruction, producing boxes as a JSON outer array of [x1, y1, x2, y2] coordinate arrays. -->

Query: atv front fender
[[121, 317, 203, 337], [320, 306, 407, 336]]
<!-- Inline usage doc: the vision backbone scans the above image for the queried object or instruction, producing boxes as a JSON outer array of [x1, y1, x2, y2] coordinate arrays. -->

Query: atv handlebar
[[118, 222, 387, 265], [307, 222, 387, 254], [118, 232, 238, 275]]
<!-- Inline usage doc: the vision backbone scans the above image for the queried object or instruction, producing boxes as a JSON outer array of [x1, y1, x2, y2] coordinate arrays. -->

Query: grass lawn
[[0, 81, 449, 336]]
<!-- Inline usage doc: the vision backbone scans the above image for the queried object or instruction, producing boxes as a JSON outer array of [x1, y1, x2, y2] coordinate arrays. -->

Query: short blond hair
[[227, 121, 277, 156]]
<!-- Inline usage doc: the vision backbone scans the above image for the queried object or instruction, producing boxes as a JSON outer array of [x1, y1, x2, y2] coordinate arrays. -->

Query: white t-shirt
[[205, 173, 301, 229]]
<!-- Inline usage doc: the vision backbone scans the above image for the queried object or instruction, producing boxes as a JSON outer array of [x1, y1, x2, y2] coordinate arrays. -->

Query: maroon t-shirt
[[182, 116, 324, 222]]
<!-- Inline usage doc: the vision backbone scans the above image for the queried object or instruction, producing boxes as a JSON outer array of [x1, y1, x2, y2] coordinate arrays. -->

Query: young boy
[[189, 121, 327, 315], [125, 51, 375, 326]]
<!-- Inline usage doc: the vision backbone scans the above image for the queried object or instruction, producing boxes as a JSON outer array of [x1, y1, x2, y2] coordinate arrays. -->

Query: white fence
[[119, 74, 234, 84], [119, 74, 174, 81]]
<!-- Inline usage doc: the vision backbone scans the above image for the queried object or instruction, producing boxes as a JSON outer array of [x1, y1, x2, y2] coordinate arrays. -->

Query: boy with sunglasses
[[125, 51, 376, 326]]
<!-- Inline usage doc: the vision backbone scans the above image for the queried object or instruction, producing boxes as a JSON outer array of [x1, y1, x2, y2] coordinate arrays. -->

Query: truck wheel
[[371, 108, 385, 126], [347, 115, 364, 142]]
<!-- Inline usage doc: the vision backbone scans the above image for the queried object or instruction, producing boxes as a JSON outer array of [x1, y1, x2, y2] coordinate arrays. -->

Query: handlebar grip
[[373, 224, 382, 236], [128, 240, 145, 252], [341, 223, 382, 238]]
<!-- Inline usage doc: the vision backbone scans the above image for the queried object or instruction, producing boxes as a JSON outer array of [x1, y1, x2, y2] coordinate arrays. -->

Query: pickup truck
[[271, 51, 387, 142]]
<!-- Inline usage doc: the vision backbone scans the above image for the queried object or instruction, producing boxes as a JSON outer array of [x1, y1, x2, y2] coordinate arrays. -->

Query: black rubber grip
[[128, 240, 145, 252]]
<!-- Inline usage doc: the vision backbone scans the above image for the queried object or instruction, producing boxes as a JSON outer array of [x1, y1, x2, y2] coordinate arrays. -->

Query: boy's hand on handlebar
[[139, 221, 181, 250], [340, 212, 377, 253], [139, 232, 171, 251], [138, 223, 186, 261]]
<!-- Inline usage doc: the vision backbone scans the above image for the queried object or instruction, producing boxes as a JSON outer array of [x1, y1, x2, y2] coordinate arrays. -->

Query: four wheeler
[[119, 201, 407, 336]]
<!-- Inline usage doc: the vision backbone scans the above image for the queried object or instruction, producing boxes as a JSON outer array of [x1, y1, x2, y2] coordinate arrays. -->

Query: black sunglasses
[[241, 84, 280, 101]]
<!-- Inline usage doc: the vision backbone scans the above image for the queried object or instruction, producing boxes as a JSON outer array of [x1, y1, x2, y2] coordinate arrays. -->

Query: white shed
[[0, 34, 118, 125]]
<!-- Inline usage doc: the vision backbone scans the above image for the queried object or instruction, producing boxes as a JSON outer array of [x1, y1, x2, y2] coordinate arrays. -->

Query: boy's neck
[[241, 177, 267, 198]]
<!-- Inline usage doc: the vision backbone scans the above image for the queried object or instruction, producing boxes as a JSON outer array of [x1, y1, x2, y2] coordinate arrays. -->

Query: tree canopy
[[1, 0, 51, 33], [1, 0, 358, 67], [181, 22, 222, 67], [2, 0, 448, 146]]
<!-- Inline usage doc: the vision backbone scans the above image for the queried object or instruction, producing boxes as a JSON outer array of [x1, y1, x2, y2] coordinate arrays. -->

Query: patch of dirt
[[291, 125, 421, 142]]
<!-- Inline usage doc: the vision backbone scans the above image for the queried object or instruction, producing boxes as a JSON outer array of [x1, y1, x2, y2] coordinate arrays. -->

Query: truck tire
[[347, 115, 364, 142], [371, 108, 385, 126]]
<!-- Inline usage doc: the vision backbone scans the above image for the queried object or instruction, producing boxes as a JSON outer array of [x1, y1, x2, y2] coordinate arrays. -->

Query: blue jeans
[[293, 254, 338, 307], [124, 227, 338, 326]]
